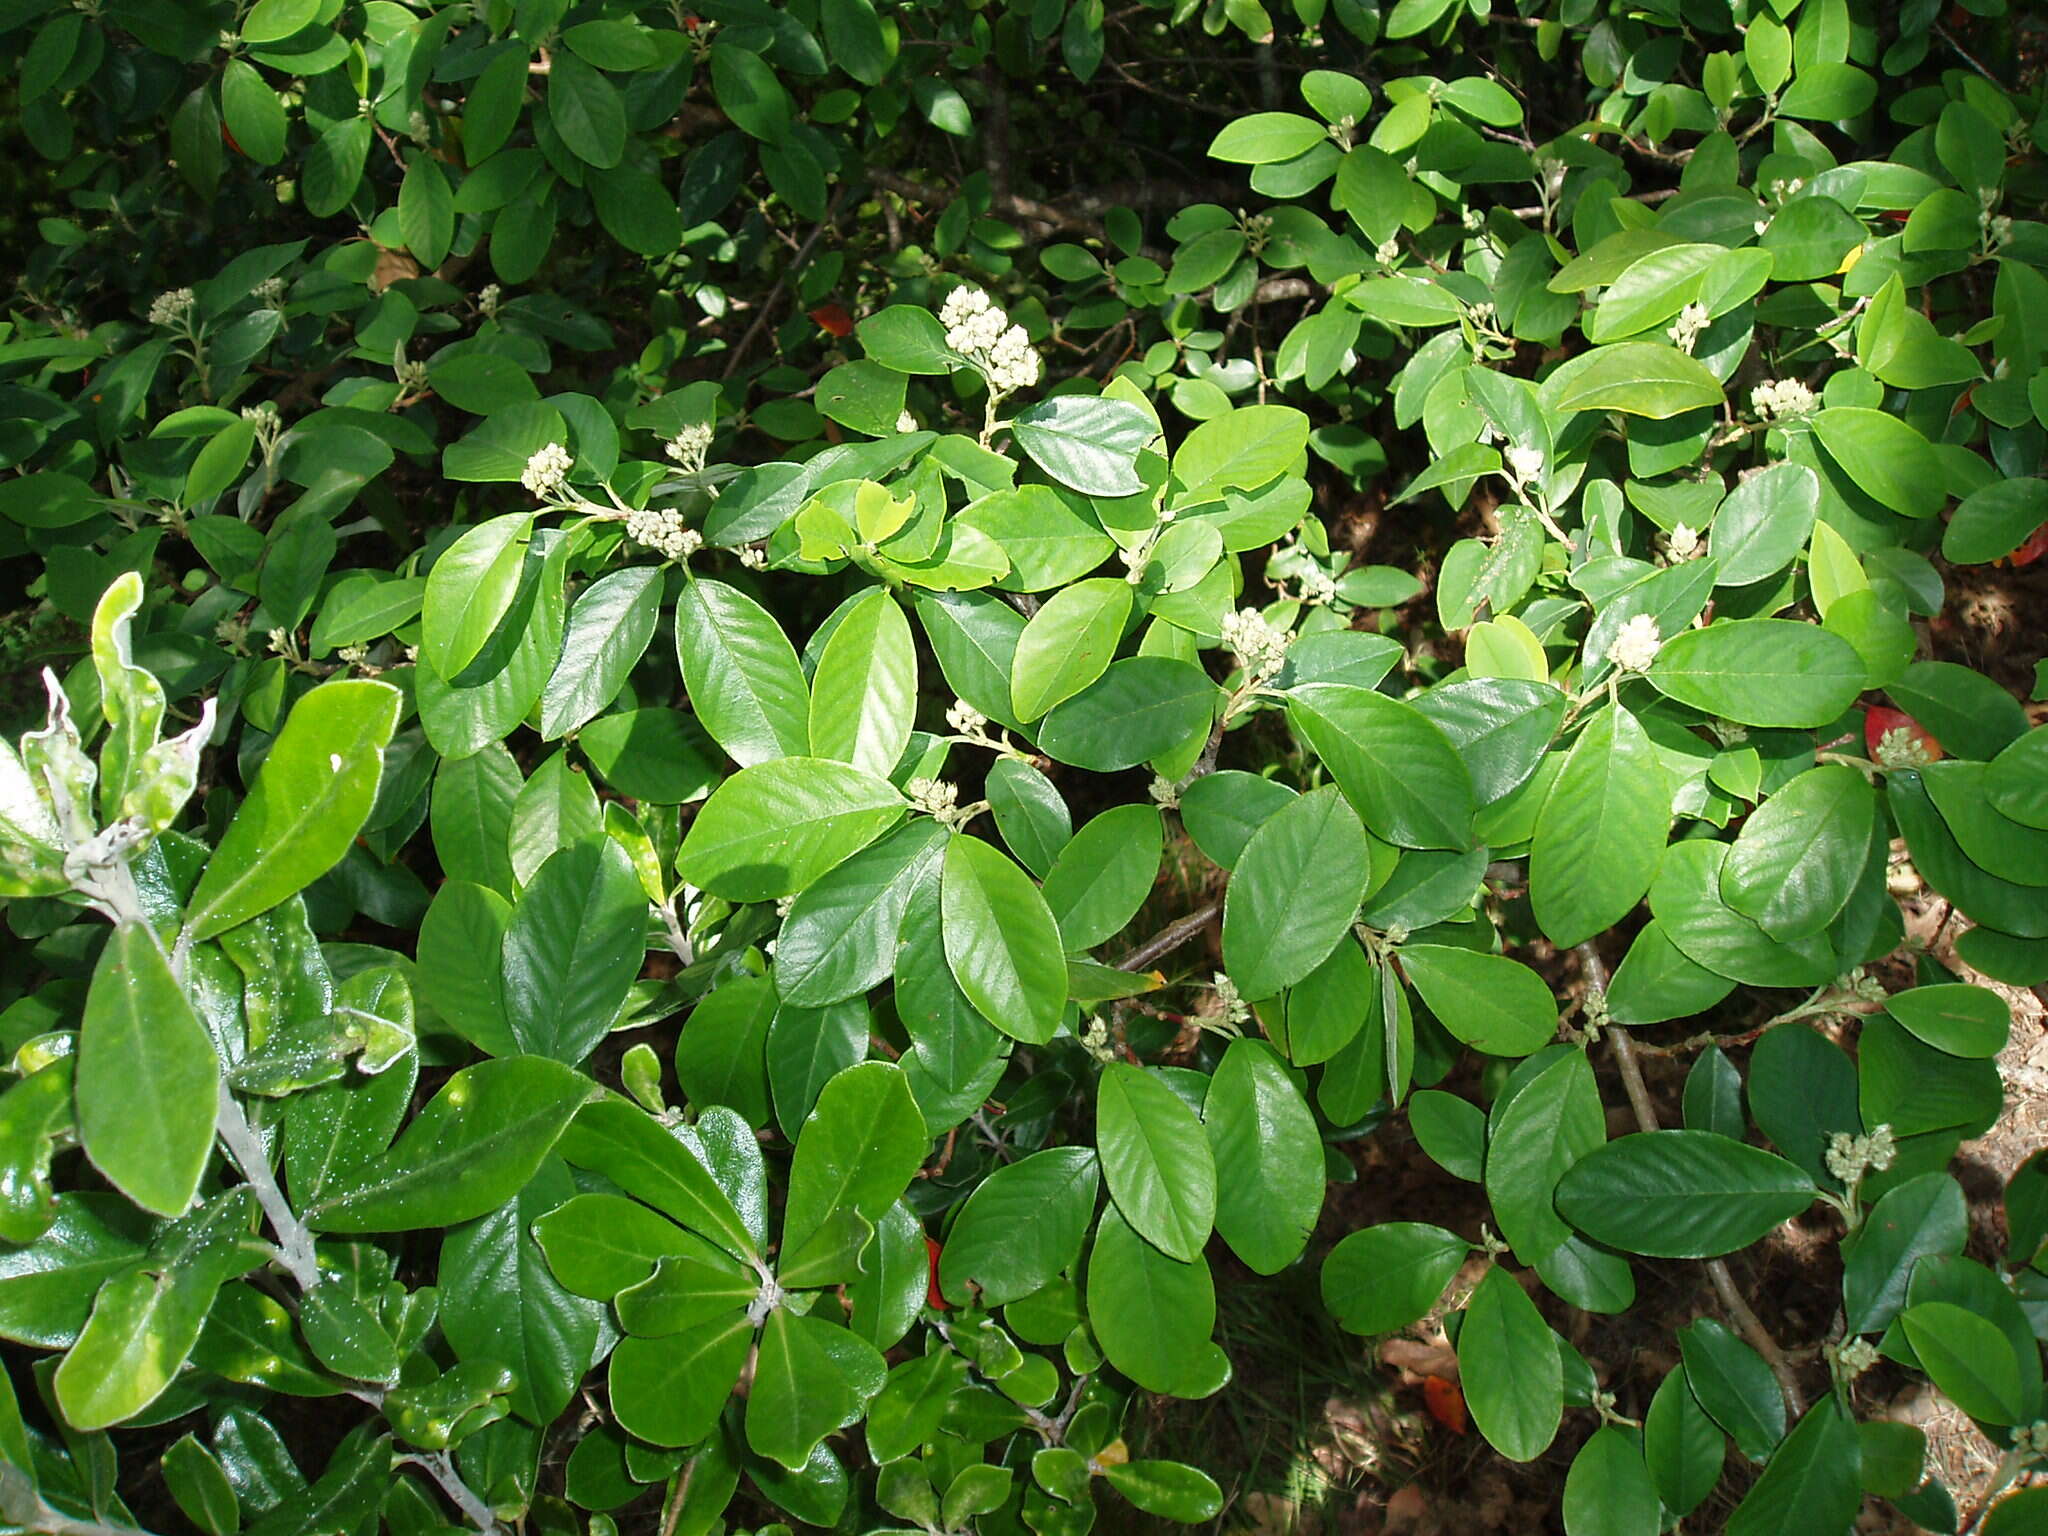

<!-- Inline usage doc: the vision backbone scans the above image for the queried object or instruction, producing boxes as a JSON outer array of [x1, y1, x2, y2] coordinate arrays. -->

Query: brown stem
[[1576, 943, 1808, 1417], [1116, 902, 1219, 971]]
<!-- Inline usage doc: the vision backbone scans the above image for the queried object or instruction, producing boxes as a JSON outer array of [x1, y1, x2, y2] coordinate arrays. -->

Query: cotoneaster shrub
[[0, 0, 2046, 1533]]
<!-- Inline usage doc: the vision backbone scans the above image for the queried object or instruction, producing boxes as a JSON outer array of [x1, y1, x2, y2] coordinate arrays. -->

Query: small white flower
[[907, 776, 961, 823], [941, 286, 1041, 395], [1830, 1337, 1881, 1379], [624, 506, 702, 562], [896, 409, 918, 433], [1220, 606, 1291, 680], [665, 420, 714, 474], [1212, 971, 1251, 1030], [1505, 444, 1545, 485], [1660, 522, 1702, 562], [521, 442, 574, 499], [1080, 1016, 1119, 1064], [1666, 301, 1710, 354], [1874, 726, 1937, 770], [148, 288, 196, 328], [1824, 1125, 1896, 1184], [1606, 614, 1662, 673], [945, 699, 988, 737], [240, 401, 276, 424], [477, 282, 502, 318], [1750, 378, 1817, 421]]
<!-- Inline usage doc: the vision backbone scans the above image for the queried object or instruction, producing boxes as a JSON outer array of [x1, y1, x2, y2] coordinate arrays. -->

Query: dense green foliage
[[1, 0, 2047, 1530]]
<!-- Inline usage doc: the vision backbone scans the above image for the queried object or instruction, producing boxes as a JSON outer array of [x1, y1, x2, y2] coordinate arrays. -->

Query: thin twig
[[400, 1453, 501, 1536], [215, 1082, 322, 1292], [1115, 903, 1219, 971], [1577, 943, 1807, 1416], [721, 190, 844, 380]]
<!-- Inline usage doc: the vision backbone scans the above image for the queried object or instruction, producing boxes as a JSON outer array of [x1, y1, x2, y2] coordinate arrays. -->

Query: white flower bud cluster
[[394, 356, 429, 395], [1606, 614, 1662, 673], [907, 776, 968, 828], [1220, 606, 1290, 680], [1750, 377, 1817, 420], [896, 410, 918, 434], [1666, 301, 1710, 354], [1824, 1125, 1896, 1184], [736, 544, 767, 570], [1830, 1337, 1881, 1379], [2016, 1421, 2048, 1459], [665, 421, 714, 473], [477, 282, 502, 318], [945, 698, 988, 737], [1658, 522, 1702, 562], [1375, 238, 1401, 266], [1874, 726, 1938, 770], [521, 442, 573, 499], [1212, 971, 1251, 1030], [1505, 444, 1545, 485], [1461, 206, 1486, 233], [254, 276, 288, 309], [1298, 564, 1338, 605], [1768, 176, 1806, 204], [266, 626, 291, 656], [625, 507, 703, 562], [1147, 773, 1184, 810], [941, 287, 1042, 394], [1080, 1017, 1120, 1064], [214, 615, 249, 649], [337, 643, 369, 667], [149, 288, 195, 328]]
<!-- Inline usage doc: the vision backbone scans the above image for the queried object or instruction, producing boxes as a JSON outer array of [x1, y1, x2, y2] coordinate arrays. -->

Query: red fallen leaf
[[924, 1236, 949, 1309], [2009, 523, 2048, 567], [1421, 1374, 1467, 1435], [809, 302, 855, 338], [1865, 705, 1942, 764], [221, 122, 245, 157]]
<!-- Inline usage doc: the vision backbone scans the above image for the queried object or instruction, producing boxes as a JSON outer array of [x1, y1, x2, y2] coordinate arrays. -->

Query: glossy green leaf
[[808, 587, 917, 775], [1288, 683, 1475, 850], [940, 834, 1067, 1046], [1530, 704, 1668, 948], [675, 577, 810, 766], [186, 680, 401, 941], [307, 1057, 592, 1233], [76, 924, 219, 1217], [937, 1147, 1098, 1308], [1647, 620, 1865, 728], [1399, 945, 1556, 1057], [1010, 578, 1132, 722], [1222, 785, 1370, 1001], [1458, 1265, 1562, 1462], [1096, 1062, 1216, 1263], [676, 756, 903, 902], [1205, 1039, 1323, 1274], [1556, 1131, 1815, 1259], [1321, 1222, 1468, 1335]]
